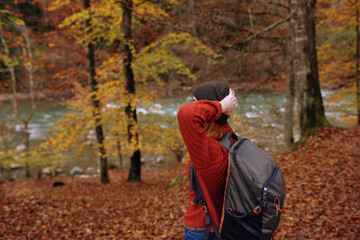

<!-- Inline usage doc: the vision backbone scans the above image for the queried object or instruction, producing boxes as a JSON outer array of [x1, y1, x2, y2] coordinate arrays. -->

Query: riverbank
[[0, 88, 292, 181], [0, 80, 284, 103], [0, 90, 72, 103], [0, 126, 359, 239]]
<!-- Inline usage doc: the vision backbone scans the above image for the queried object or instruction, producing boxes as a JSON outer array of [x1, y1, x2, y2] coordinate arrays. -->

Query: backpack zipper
[[264, 167, 280, 188], [232, 139, 281, 215], [261, 167, 280, 209]]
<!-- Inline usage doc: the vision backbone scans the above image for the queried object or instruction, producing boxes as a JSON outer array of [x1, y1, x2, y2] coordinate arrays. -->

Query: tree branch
[[225, 13, 292, 50], [267, 1, 290, 11], [126, 1, 292, 52]]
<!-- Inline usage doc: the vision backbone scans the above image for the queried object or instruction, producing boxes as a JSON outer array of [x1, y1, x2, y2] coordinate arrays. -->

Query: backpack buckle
[[253, 206, 262, 214], [274, 197, 282, 216], [202, 206, 208, 213], [189, 200, 196, 207]]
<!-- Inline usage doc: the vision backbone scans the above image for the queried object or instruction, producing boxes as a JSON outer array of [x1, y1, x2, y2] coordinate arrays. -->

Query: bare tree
[[187, 0, 195, 34], [284, 17, 295, 148]]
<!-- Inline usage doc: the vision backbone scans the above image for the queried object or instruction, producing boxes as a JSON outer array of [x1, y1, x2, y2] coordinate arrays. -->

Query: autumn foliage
[[0, 0, 359, 238], [1, 126, 359, 239]]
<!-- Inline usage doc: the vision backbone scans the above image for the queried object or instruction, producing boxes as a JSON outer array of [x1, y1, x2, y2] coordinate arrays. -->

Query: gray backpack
[[189, 132, 285, 240]]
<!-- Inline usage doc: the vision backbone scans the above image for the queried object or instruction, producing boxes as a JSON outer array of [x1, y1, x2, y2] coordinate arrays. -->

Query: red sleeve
[[177, 100, 226, 172]]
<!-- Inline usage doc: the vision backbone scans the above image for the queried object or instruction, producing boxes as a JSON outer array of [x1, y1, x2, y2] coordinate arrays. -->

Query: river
[[0, 89, 356, 178]]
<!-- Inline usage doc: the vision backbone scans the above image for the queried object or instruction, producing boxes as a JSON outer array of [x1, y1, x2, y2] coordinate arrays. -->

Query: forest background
[[0, 0, 359, 239]]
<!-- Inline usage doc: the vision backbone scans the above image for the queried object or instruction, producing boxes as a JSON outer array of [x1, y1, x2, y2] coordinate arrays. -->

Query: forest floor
[[0, 126, 359, 240]]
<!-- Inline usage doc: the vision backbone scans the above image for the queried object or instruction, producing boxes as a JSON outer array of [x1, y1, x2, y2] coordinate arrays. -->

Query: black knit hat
[[193, 81, 230, 125], [193, 81, 229, 102]]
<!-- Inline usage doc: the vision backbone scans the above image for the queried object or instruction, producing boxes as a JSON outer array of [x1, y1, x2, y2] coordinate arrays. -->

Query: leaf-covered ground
[[275, 126, 360, 240], [0, 126, 359, 239]]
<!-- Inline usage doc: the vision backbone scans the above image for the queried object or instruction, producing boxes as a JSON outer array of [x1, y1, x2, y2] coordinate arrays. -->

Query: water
[[0, 89, 357, 178]]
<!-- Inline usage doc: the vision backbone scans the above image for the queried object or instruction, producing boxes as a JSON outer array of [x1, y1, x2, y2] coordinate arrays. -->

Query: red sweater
[[177, 100, 234, 231]]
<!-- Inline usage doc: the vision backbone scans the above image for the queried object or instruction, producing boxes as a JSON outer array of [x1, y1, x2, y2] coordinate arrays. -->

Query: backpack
[[189, 131, 285, 240]]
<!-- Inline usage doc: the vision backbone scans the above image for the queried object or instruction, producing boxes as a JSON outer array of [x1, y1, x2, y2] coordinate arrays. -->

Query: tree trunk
[[356, 0, 360, 125], [290, 0, 329, 137], [21, 26, 36, 178], [84, 0, 109, 184], [20, 26, 36, 122], [24, 122, 31, 177], [188, 0, 195, 34], [121, 0, 141, 181], [284, 19, 295, 148], [116, 133, 123, 169]]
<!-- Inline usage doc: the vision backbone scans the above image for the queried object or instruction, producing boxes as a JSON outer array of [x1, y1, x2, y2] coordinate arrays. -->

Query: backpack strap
[[218, 131, 238, 151], [189, 164, 221, 240]]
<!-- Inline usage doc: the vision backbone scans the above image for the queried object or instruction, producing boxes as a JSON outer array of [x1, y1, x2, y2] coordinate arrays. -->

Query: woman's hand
[[220, 89, 238, 117]]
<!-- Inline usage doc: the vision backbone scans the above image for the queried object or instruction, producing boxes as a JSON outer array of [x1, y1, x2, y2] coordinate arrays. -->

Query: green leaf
[[0, 10, 12, 14], [166, 176, 184, 190], [7, 16, 25, 25]]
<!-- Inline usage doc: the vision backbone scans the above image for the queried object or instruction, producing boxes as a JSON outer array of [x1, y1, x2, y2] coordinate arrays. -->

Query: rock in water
[[70, 166, 83, 176]]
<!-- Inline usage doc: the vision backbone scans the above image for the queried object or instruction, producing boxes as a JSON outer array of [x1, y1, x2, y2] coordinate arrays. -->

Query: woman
[[177, 81, 238, 240]]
